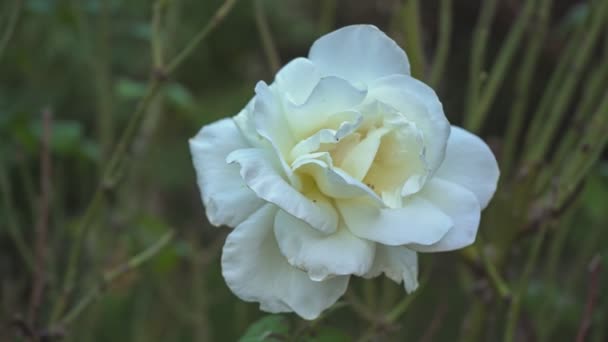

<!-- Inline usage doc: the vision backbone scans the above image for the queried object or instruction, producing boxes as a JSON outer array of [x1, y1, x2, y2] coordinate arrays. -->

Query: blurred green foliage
[[1, 0, 607, 341]]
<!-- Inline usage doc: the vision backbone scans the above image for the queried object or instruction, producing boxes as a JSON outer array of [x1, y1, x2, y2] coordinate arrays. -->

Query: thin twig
[[166, 0, 238, 74], [59, 230, 175, 326], [28, 109, 53, 326], [575, 255, 602, 342]]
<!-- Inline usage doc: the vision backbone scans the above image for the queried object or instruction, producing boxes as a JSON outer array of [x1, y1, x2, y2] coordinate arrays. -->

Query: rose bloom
[[190, 25, 499, 319]]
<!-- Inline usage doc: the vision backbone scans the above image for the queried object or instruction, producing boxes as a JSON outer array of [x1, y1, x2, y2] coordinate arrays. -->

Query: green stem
[[254, 0, 280, 74], [501, 0, 553, 175], [60, 231, 174, 326], [524, 0, 608, 163], [401, 0, 425, 79], [557, 95, 608, 206], [465, 0, 498, 117], [504, 220, 552, 342], [428, 0, 452, 88], [475, 240, 511, 299], [465, 0, 537, 133], [552, 61, 608, 171]]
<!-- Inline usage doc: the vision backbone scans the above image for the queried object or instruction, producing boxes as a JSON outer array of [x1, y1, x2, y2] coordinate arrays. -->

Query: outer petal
[[309, 25, 410, 85], [337, 197, 452, 246], [364, 246, 418, 293], [408, 178, 481, 252], [434, 126, 500, 209], [227, 148, 339, 234], [274, 57, 321, 105], [253, 81, 296, 157], [222, 204, 349, 320], [189, 118, 264, 227], [369, 75, 451, 175], [274, 209, 376, 281]]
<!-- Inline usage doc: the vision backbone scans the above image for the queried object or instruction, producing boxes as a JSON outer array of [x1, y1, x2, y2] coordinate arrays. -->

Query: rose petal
[[274, 209, 376, 281], [289, 110, 362, 161], [309, 25, 410, 85], [189, 118, 264, 227], [227, 148, 339, 234], [253, 81, 296, 157], [274, 57, 321, 105], [287, 76, 367, 139], [291, 153, 383, 203], [337, 197, 452, 246], [222, 204, 349, 320], [434, 126, 500, 209], [370, 75, 450, 175], [364, 245, 418, 292], [408, 178, 481, 252]]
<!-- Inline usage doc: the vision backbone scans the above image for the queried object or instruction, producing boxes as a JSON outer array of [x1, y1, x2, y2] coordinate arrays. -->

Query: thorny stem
[[53, 0, 239, 322]]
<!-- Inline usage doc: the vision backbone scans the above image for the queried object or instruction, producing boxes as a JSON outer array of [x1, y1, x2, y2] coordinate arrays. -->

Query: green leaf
[[239, 315, 289, 342]]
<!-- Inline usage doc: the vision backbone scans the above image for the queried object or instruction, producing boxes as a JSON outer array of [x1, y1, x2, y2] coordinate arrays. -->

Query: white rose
[[190, 25, 499, 319]]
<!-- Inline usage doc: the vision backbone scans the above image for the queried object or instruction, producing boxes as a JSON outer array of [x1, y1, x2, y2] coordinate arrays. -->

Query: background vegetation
[[1, 0, 607, 341]]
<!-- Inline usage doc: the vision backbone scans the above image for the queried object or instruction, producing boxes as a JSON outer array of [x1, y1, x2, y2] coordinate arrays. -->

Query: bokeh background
[[1, 0, 607, 341]]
